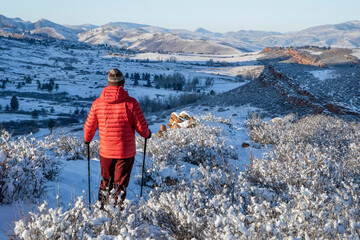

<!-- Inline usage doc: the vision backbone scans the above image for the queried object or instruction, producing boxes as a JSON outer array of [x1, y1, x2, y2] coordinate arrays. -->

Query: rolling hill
[[1, 14, 360, 54]]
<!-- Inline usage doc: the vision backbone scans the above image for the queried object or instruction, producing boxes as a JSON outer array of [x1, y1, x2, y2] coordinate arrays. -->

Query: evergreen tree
[[205, 77, 215, 87], [48, 119, 56, 133], [206, 59, 214, 66], [146, 79, 152, 87], [10, 96, 19, 111], [134, 73, 140, 81], [80, 108, 87, 115], [31, 110, 39, 119], [49, 79, 55, 87], [24, 75, 32, 84], [37, 80, 41, 90], [192, 77, 200, 86]]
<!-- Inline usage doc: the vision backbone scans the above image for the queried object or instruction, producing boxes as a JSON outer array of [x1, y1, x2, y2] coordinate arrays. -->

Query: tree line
[[1, 76, 59, 92], [123, 72, 214, 92]]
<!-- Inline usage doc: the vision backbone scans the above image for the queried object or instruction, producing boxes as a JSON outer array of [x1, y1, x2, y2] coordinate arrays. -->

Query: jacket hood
[[99, 86, 129, 104]]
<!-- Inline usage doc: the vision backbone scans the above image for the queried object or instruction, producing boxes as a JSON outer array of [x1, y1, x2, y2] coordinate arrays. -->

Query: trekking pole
[[140, 138, 147, 198], [87, 143, 91, 209]]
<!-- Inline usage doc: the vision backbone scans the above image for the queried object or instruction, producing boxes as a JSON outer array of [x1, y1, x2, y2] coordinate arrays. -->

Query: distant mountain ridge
[[1, 14, 360, 54]]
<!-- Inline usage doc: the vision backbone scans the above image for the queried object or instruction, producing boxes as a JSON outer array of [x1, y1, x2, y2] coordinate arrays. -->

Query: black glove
[[84, 140, 90, 145], [146, 129, 152, 139]]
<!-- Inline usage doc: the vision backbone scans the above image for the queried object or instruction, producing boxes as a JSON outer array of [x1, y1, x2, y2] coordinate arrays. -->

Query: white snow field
[[309, 69, 338, 81], [0, 37, 254, 122]]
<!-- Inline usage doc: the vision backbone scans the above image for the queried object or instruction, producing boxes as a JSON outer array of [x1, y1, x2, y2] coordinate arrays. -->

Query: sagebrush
[[0, 129, 99, 204], [12, 114, 360, 239]]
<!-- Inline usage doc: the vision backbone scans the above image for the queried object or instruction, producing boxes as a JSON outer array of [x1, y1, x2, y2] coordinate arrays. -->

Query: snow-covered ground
[[302, 49, 324, 55], [0, 37, 263, 126], [351, 48, 360, 59], [0, 104, 264, 239], [198, 65, 264, 78], [309, 69, 338, 81], [127, 51, 263, 63]]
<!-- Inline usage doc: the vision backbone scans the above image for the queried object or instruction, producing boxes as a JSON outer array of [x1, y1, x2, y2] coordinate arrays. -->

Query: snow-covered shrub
[[145, 122, 236, 165], [0, 129, 99, 204], [138, 163, 251, 240], [199, 112, 232, 125], [243, 114, 360, 238], [14, 196, 133, 239], [13, 113, 360, 239], [0, 129, 61, 203], [246, 114, 360, 193], [137, 113, 360, 239], [137, 118, 237, 187], [13, 194, 174, 240], [55, 130, 99, 160], [245, 113, 297, 144]]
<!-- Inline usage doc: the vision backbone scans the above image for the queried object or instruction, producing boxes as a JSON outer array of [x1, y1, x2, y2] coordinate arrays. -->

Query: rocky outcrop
[[258, 65, 359, 117], [156, 111, 196, 138], [261, 47, 325, 67], [262, 46, 360, 67], [286, 49, 324, 67], [325, 103, 359, 116], [258, 66, 318, 111]]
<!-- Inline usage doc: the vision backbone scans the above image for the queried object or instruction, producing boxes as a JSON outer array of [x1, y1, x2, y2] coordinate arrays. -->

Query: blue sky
[[1, 0, 359, 33]]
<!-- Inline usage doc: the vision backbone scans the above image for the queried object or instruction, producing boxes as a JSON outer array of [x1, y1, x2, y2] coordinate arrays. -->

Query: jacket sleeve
[[132, 100, 150, 138], [84, 102, 98, 142]]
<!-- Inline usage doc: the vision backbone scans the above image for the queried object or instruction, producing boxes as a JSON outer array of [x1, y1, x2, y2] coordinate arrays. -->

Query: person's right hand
[[146, 129, 152, 139]]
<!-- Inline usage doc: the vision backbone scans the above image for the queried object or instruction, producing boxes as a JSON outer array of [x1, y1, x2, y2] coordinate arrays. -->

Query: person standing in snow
[[84, 68, 151, 206]]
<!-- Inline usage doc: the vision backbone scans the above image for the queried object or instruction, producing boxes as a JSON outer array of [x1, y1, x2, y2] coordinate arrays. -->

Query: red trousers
[[99, 155, 135, 204]]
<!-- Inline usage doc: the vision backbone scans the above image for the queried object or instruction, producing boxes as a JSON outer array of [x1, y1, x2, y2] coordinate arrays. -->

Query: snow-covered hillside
[[0, 15, 80, 41], [78, 26, 242, 55], [2, 110, 360, 239], [0, 15, 34, 31], [31, 19, 82, 41], [2, 14, 360, 53]]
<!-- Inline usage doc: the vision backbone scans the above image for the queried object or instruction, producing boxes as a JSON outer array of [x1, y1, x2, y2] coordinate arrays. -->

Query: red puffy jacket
[[84, 86, 149, 159]]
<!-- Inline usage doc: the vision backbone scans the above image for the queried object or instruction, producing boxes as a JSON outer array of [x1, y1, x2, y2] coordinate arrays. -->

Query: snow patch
[[302, 49, 323, 55], [310, 70, 337, 81], [0, 151, 5, 162], [128, 51, 262, 63], [158, 167, 178, 179], [351, 48, 360, 59]]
